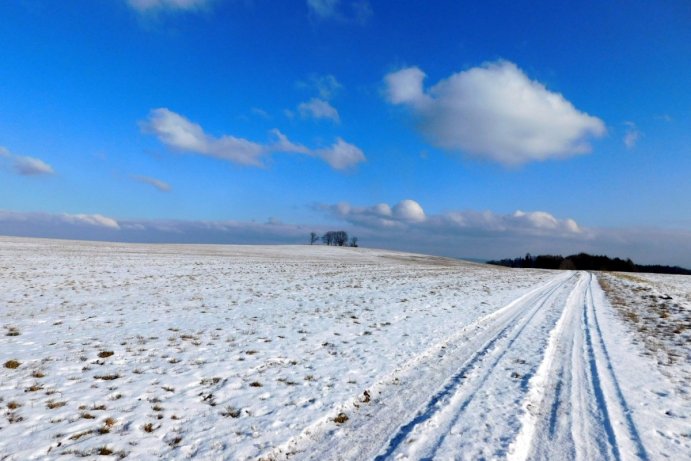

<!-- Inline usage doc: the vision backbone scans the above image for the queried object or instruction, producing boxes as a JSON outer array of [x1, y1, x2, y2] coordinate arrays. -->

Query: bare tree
[[349, 236, 358, 247], [310, 232, 319, 245], [322, 232, 334, 246], [322, 230, 349, 246], [333, 231, 348, 246]]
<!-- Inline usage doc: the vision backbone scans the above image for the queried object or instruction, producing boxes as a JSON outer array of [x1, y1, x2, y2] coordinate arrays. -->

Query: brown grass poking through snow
[[46, 400, 66, 409], [598, 272, 691, 388], [4, 360, 21, 369]]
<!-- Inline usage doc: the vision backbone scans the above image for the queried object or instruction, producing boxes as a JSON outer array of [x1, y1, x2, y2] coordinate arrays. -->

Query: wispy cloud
[[126, 0, 211, 14], [310, 74, 342, 100], [623, 121, 641, 149], [307, 0, 340, 19], [298, 98, 340, 122], [0, 210, 119, 232], [0, 147, 55, 176], [307, 0, 372, 24], [384, 61, 606, 165], [141, 108, 365, 170], [132, 175, 172, 192]]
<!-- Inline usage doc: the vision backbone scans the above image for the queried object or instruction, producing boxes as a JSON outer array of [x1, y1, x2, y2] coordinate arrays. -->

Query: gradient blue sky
[[1, 0, 690, 265]]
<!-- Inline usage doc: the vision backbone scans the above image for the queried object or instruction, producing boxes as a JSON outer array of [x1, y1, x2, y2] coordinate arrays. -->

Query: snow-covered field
[[1, 237, 689, 460]]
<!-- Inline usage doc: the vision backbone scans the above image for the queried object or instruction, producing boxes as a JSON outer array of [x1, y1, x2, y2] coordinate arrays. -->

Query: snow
[[0, 237, 688, 460]]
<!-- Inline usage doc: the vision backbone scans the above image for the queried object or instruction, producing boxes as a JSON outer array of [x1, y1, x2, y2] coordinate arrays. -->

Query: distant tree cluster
[[487, 252, 691, 275], [309, 231, 358, 247]]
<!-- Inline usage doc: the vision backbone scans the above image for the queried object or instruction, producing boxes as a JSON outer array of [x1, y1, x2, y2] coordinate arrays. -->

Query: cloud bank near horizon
[[2, 207, 689, 268]]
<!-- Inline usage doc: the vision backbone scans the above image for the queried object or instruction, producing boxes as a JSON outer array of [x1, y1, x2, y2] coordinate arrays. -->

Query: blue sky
[[1, 0, 690, 266]]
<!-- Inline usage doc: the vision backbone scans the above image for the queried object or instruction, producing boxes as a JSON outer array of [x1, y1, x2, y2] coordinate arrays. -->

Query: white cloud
[[0, 147, 55, 176], [63, 214, 121, 229], [384, 61, 606, 165], [385, 67, 427, 105], [142, 108, 265, 166], [298, 98, 340, 122], [0, 210, 120, 232], [316, 138, 366, 170], [127, 0, 210, 13], [268, 129, 311, 155], [133, 175, 172, 192], [323, 199, 582, 237], [623, 121, 641, 149], [13, 156, 55, 176], [393, 199, 426, 222], [141, 108, 364, 170]]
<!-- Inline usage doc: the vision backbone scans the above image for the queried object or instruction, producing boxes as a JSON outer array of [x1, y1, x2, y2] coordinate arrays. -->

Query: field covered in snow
[[1, 237, 689, 460]]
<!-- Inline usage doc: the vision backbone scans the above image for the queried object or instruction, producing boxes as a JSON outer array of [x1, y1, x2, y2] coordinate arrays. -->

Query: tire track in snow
[[585, 274, 649, 460], [262, 272, 575, 461], [508, 273, 649, 461], [373, 273, 579, 460]]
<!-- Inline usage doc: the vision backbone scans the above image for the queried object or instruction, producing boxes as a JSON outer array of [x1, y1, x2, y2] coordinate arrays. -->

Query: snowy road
[[269, 271, 683, 461]]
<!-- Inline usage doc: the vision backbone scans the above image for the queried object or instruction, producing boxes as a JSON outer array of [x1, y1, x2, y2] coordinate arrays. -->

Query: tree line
[[487, 252, 691, 275], [310, 231, 358, 247]]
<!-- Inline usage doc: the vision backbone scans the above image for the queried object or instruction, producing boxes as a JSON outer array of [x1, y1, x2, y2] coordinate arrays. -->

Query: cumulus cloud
[[316, 138, 366, 170], [127, 0, 210, 13], [0, 147, 55, 176], [133, 175, 172, 192], [384, 61, 606, 165], [623, 121, 641, 149], [298, 98, 340, 122], [393, 199, 426, 222], [141, 108, 364, 170]]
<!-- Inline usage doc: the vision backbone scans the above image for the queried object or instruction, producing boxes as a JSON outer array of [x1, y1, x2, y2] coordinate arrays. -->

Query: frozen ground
[[0, 237, 689, 460]]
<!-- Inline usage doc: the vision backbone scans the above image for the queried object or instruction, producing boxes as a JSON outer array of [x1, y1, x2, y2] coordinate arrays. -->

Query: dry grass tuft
[[7, 401, 21, 410], [25, 383, 44, 392], [94, 374, 120, 381], [4, 359, 21, 369], [96, 446, 113, 456], [46, 400, 66, 409], [333, 412, 349, 424], [98, 351, 114, 358], [69, 429, 94, 440]]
